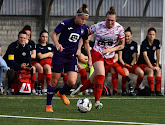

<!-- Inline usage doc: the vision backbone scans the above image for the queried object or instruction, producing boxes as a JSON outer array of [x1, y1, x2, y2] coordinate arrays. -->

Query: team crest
[[81, 29, 84, 34], [130, 46, 134, 50], [153, 46, 156, 50], [22, 52, 26, 56], [48, 47, 52, 51]]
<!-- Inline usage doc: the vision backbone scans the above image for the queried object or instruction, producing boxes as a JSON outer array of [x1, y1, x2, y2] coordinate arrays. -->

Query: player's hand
[[125, 63, 132, 69], [103, 47, 114, 55], [87, 57, 92, 68], [56, 43, 64, 52], [153, 66, 160, 72], [76, 49, 81, 56]]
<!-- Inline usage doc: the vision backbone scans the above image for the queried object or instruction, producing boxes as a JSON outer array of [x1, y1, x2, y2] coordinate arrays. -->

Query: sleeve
[[119, 26, 125, 39], [89, 24, 96, 34], [7, 45, 21, 70], [31, 41, 36, 50], [82, 26, 88, 40], [156, 39, 160, 50], [141, 41, 147, 53], [26, 45, 32, 65], [55, 21, 67, 34], [36, 44, 40, 54], [134, 42, 138, 53]]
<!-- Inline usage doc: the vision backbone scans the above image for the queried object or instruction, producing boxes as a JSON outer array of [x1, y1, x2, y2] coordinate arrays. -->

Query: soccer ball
[[77, 98, 92, 113]]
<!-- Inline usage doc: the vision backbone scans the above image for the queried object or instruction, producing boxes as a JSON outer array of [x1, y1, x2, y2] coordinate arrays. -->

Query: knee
[[67, 79, 76, 86]]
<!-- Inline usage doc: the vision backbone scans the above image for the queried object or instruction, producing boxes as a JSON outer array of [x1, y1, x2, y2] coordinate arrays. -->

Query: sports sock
[[38, 73, 44, 89], [59, 82, 72, 95], [31, 73, 35, 89], [46, 74, 51, 86], [155, 76, 161, 91], [80, 79, 93, 92], [122, 76, 127, 89], [46, 85, 56, 105], [94, 75, 105, 102], [79, 68, 87, 85], [112, 73, 118, 91], [63, 74, 67, 83], [136, 76, 144, 89], [113, 62, 127, 77], [147, 77, 154, 91]]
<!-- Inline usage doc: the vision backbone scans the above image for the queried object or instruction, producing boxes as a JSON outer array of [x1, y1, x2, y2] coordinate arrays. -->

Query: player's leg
[[46, 72, 61, 112], [110, 67, 118, 95], [155, 68, 162, 96], [133, 66, 144, 95]]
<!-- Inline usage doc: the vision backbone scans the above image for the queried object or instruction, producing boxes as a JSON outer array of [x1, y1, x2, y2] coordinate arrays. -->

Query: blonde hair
[[77, 4, 89, 15]]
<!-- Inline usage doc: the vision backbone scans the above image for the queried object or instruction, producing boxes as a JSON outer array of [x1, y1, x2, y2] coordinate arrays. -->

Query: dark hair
[[18, 30, 27, 37], [148, 27, 156, 33], [38, 29, 48, 43], [22, 25, 31, 31], [106, 6, 116, 16], [125, 27, 132, 34], [77, 4, 89, 15]]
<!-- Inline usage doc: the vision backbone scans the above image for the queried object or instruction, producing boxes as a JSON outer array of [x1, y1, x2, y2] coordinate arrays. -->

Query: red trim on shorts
[[91, 49, 114, 72], [40, 58, 52, 67], [32, 61, 38, 66]]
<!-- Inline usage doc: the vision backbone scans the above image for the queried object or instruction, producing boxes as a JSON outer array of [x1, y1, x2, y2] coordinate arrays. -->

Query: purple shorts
[[52, 55, 78, 73]]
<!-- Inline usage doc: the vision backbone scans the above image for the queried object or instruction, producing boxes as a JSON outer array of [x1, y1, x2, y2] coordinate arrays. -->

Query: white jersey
[[89, 21, 125, 59]]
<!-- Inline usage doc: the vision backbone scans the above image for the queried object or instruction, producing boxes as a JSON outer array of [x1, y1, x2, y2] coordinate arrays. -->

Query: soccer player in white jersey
[[71, 6, 131, 109]]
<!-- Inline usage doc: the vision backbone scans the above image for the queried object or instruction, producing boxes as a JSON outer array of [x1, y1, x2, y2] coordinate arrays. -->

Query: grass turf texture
[[0, 95, 165, 125]]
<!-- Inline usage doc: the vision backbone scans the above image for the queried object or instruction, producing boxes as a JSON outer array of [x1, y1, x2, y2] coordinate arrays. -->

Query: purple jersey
[[54, 18, 88, 57], [137, 38, 160, 64]]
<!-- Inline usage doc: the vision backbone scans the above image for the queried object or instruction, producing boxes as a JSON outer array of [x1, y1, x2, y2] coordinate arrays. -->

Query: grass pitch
[[0, 95, 165, 125]]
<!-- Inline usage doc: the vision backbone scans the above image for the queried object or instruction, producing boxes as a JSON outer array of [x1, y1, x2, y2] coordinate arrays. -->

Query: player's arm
[[118, 51, 125, 65], [77, 38, 83, 56], [37, 52, 53, 59], [83, 35, 92, 68], [103, 38, 125, 54], [131, 52, 137, 66], [143, 51, 153, 69], [51, 32, 64, 52], [156, 49, 160, 67]]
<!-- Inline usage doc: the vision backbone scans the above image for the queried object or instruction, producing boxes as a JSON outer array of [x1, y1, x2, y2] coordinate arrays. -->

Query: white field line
[[0, 115, 165, 125], [0, 96, 165, 100]]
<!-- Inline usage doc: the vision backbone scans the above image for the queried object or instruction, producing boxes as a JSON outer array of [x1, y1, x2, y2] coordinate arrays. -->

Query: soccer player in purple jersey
[[46, 4, 90, 112]]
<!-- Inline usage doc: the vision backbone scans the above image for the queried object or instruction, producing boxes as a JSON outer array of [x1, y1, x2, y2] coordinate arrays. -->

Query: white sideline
[[0, 96, 165, 100], [0, 115, 164, 125]]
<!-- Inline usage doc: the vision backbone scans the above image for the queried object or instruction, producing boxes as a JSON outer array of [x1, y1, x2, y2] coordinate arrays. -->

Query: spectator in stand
[[46, 4, 90, 112], [118, 27, 144, 96], [36, 30, 55, 94], [137, 28, 162, 96], [22, 25, 37, 94], [3, 31, 32, 93]]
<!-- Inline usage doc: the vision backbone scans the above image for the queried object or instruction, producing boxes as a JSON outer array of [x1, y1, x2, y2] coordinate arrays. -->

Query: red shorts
[[32, 61, 38, 66], [120, 64, 139, 74], [138, 63, 156, 70], [40, 58, 52, 67], [91, 49, 114, 72]]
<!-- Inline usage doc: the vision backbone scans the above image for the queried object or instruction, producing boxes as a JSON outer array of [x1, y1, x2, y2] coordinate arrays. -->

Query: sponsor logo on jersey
[[68, 33, 80, 43], [68, 27, 73, 30], [61, 22, 65, 25]]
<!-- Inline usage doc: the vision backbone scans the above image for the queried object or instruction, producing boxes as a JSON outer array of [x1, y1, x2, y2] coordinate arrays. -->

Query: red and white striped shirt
[[89, 21, 125, 59]]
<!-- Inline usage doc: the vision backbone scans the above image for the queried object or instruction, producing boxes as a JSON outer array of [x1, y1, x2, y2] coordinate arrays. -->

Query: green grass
[[0, 95, 165, 125]]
